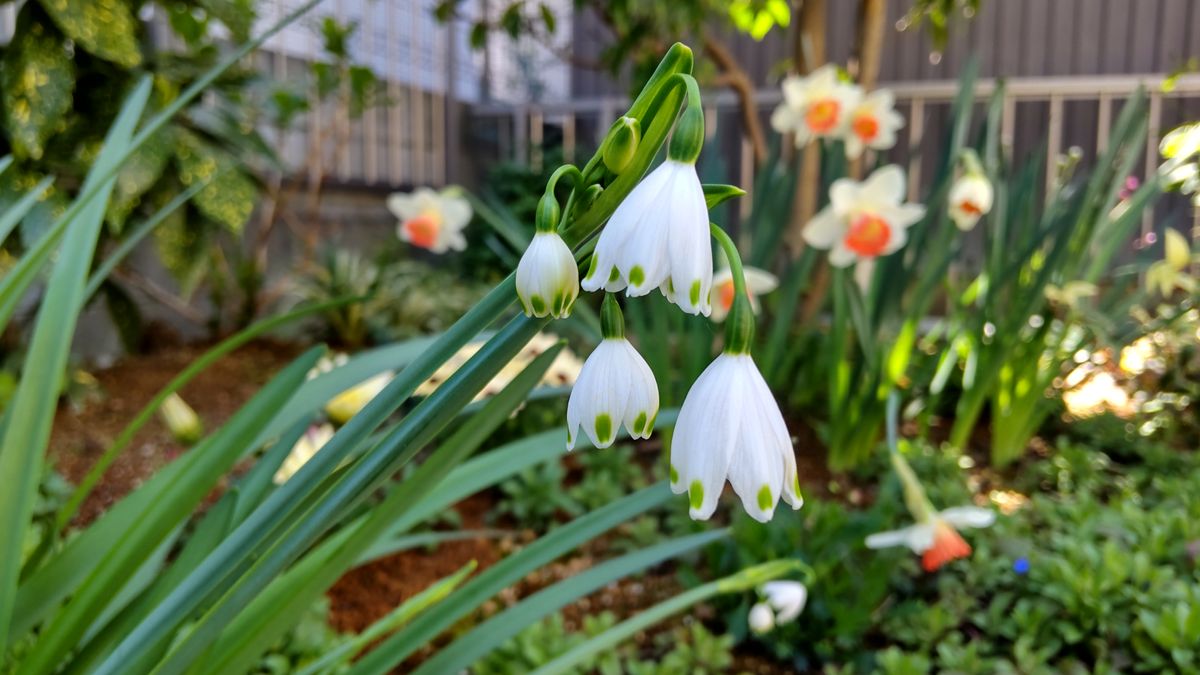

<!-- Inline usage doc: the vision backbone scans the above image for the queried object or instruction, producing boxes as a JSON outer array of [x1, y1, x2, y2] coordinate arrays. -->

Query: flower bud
[[159, 393, 203, 446], [602, 116, 640, 173], [667, 105, 705, 164], [535, 192, 561, 234], [748, 603, 775, 634]]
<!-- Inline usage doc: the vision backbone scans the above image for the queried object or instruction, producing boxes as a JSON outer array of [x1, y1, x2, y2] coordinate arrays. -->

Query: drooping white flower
[[566, 338, 659, 450], [670, 353, 802, 522], [582, 160, 713, 315], [762, 580, 807, 623], [802, 165, 926, 267], [274, 424, 336, 485], [748, 603, 775, 634], [709, 266, 778, 322], [948, 174, 994, 231], [845, 89, 904, 159], [516, 231, 579, 318], [770, 65, 863, 147], [325, 371, 393, 425], [387, 187, 472, 254], [865, 505, 995, 572]]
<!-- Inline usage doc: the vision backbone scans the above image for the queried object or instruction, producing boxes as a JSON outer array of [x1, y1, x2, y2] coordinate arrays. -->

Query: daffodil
[[770, 64, 862, 146], [581, 159, 713, 315], [948, 173, 994, 231], [274, 424, 335, 485], [865, 451, 994, 572], [670, 226, 802, 523], [565, 295, 659, 450], [387, 187, 472, 254], [516, 195, 579, 318], [325, 372, 393, 425], [845, 89, 903, 159], [709, 265, 778, 322], [802, 165, 926, 267]]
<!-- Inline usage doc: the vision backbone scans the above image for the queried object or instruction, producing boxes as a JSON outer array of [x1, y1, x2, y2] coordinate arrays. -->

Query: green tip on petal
[[689, 280, 702, 306], [669, 464, 679, 484], [594, 413, 613, 445], [530, 295, 547, 315], [688, 480, 705, 511], [757, 485, 773, 512], [632, 411, 647, 435], [585, 255, 599, 280], [608, 266, 620, 283], [629, 265, 645, 287]]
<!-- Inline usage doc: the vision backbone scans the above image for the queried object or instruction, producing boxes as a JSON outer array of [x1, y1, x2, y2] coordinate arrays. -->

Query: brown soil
[[48, 339, 304, 525]]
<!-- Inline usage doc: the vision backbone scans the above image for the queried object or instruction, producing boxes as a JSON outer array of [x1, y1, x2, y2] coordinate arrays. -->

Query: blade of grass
[[344, 483, 678, 675], [55, 298, 353, 532], [0, 77, 152, 653], [406, 530, 728, 675], [168, 341, 565, 675]]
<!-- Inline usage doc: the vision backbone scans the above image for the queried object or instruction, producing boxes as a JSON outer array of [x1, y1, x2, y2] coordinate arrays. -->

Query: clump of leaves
[[493, 462, 582, 531]]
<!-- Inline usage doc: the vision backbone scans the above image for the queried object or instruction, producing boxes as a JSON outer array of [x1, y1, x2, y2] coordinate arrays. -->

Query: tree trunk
[[703, 33, 768, 166], [786, 0, 826, 259]]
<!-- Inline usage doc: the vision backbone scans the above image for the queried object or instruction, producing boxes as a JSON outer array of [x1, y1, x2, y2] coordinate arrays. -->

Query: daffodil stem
[[710, 223, 754, 354], [885, 390, 937, 522], [600, 293, 625, 339]]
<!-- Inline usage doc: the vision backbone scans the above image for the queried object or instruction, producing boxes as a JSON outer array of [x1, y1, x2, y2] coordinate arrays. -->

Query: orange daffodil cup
[[947, 149, 994, 231], [387, 187, 472, 253], [771, 64, 903, 160], [802, 165, 926, 267]]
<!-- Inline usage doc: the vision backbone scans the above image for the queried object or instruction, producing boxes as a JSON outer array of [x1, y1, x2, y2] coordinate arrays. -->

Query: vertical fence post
[[530, 108, 544, 171], [1096, 92, 1112, 155], [907, 98, 925, 202], [1045, 94, 1064, 196], [1143, 91, 1163, 236]]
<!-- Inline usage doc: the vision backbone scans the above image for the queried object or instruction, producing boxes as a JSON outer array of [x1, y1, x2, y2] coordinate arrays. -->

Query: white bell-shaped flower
[[948, 173, 994, 231], [802, 165, 926, 268], [748, 603, 775, 634], [565, 296, 659, 450], [670, 352, 802, 522], [845, 89, 904, 160], [516, 231, 579, 318], [582, 159, 713, 316], [761, 580, 808, 623]]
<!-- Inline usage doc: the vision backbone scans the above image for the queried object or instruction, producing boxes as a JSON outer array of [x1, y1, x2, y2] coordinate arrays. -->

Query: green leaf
[[16, 347, 324, 674], [0, 172, 55, 245], [702, 184, 746, 210], [539, 3, 556, 32], [469, 22, 487, 48], [101, 281, 144, 352], [174, 132, 256, 233], [107, 128, 175, 232], [0, 76, 151, 656], [193, 344, 567, 675], [407, 530, 727, 675], [345, 484, 678, 675], [36, 0, 142, 67], [194, 0, 256, 42], [1, 11, 75, 160]]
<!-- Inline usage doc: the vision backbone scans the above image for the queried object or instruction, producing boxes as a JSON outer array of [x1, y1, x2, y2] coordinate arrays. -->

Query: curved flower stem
[[710, 223, 754, 354], [884, 390, 937, 522]]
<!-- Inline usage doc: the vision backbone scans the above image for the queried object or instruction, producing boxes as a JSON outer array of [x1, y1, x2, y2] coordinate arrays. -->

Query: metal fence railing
[[468, 74, 1200, 235]]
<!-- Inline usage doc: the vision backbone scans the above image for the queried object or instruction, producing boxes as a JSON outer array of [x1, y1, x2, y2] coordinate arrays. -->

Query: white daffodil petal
[[865, 523, 935, 553], [939, 506, 996, 530], [862, 165, 907, 205], [803, 207, 844, 249], [828, 242, 858, 268]]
